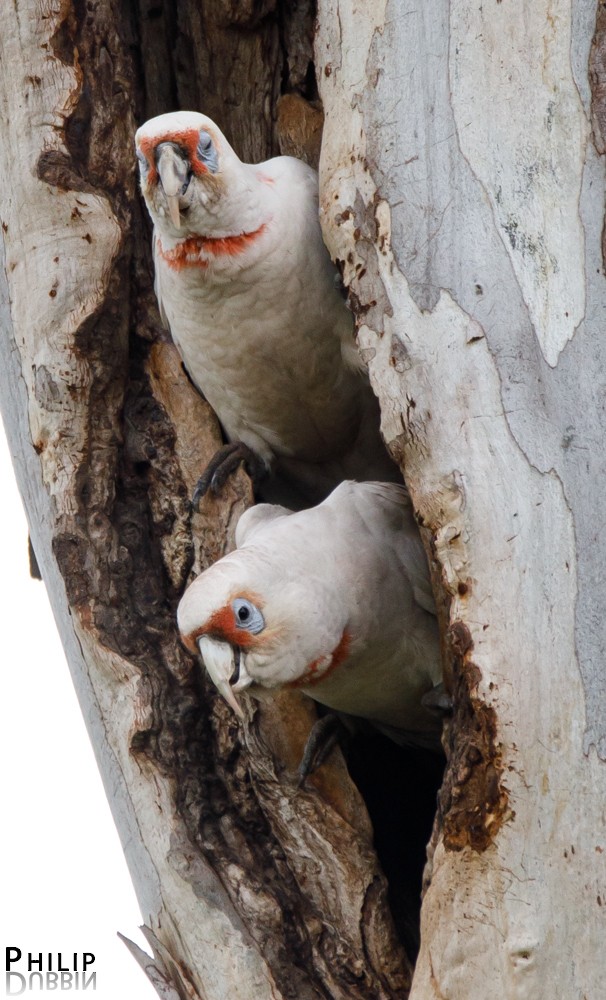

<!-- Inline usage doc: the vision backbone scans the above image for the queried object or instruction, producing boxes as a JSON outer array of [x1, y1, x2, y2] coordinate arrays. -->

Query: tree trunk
[[2, 1, 605, 998], [317, 0, 606, 997]]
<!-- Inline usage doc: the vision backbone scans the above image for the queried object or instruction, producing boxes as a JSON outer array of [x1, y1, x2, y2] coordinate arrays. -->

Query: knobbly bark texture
[[317, 1, 606, 997], [0, 2, 413, 999]]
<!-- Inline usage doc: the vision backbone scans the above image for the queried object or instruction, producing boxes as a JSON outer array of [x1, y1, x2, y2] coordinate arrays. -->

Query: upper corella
[[177, 481, 443, 749], [135, 111, 396, 505]]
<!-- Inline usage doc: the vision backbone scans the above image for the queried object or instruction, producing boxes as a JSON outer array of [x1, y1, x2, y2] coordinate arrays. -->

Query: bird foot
[[192, 442, 266, 510], [420, 682, 453, 716], [297, 714, 348, 787]]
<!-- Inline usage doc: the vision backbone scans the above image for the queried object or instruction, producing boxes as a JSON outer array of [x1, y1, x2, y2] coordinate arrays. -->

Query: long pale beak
[[166, 194, 182, 229], [197, 636, 246, 719], [156, 144, 189, 229]]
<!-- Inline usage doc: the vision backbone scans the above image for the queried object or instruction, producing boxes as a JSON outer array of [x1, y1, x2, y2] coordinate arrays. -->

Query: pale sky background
[[0, 420, 157, 999]]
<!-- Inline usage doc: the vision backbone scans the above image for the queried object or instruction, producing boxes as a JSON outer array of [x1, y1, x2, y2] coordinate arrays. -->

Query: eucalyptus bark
[[318, 1, 606, 997], [0, 2, 409, 999], [3, 1, 604, 999]]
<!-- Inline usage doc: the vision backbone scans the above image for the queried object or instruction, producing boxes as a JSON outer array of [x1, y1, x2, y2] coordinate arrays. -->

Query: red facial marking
[[288, 629, 351, 689], [183, 594, 265, 653], [157, 224, 268, 271], [204, 605, 259, 649], [138, 127, 219, 186]]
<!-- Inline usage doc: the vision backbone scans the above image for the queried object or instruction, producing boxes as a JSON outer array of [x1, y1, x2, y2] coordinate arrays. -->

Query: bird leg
[[192, 442, 266, 510], [297, 713, 349, 787]]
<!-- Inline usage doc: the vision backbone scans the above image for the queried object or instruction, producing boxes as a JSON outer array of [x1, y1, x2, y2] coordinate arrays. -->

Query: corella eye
[[233, 598, 264, 634], [197, 130, 219, 174]]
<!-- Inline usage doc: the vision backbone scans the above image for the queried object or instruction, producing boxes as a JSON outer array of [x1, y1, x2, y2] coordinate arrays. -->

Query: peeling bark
[[439, 623, 509, 854], [318, 0, 606, 996]]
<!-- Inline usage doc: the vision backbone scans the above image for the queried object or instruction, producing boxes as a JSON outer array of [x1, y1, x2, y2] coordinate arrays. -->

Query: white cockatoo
[[135, 111, 397, 506], [177, 482, 444, 752]]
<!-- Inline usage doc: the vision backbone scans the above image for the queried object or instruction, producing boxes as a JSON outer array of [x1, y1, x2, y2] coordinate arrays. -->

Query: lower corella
[[178, 481, 444, 752]]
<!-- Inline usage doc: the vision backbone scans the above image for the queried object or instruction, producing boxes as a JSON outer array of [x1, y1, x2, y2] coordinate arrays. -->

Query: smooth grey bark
[[0, 2, 413, 998], [317, 1, 606, 997]]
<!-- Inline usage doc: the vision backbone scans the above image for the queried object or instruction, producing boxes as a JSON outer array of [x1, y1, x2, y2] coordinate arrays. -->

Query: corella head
[[178, 561, 267, 718], [177, 548, 347, 719], [135, 111, 236, 235]]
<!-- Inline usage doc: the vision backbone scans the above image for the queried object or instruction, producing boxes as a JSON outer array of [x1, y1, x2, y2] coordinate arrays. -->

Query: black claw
[[297, 714, 347, 788], [420, 682, 453, 717], [191, 442, 266, 510]]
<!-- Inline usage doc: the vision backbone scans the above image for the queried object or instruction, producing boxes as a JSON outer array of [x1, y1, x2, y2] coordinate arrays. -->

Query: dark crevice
[[348, 735, 445, 961], [277, 0, 318, 101], [125, 0, 179, 121], [303, 57, 320, 102]]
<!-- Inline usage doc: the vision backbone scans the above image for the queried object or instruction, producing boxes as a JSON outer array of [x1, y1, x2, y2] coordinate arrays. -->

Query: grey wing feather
[[353, 481, 437, 616], [356, 481, 411, 506], [412, 578, 437, 617]]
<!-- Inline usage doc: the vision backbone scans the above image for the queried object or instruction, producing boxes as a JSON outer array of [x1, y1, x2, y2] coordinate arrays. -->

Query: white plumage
[[135, 111, 396, 504], [177, 482, 443, 749]]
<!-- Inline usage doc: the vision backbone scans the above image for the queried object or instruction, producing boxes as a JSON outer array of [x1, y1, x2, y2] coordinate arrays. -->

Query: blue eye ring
[[197, 131, 219, 174], [232, 598, 265, 634]]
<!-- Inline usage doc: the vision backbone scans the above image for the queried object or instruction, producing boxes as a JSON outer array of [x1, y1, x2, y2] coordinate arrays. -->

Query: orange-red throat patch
[[157, 223, 268, 271], [288, 629, 351, 689]]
